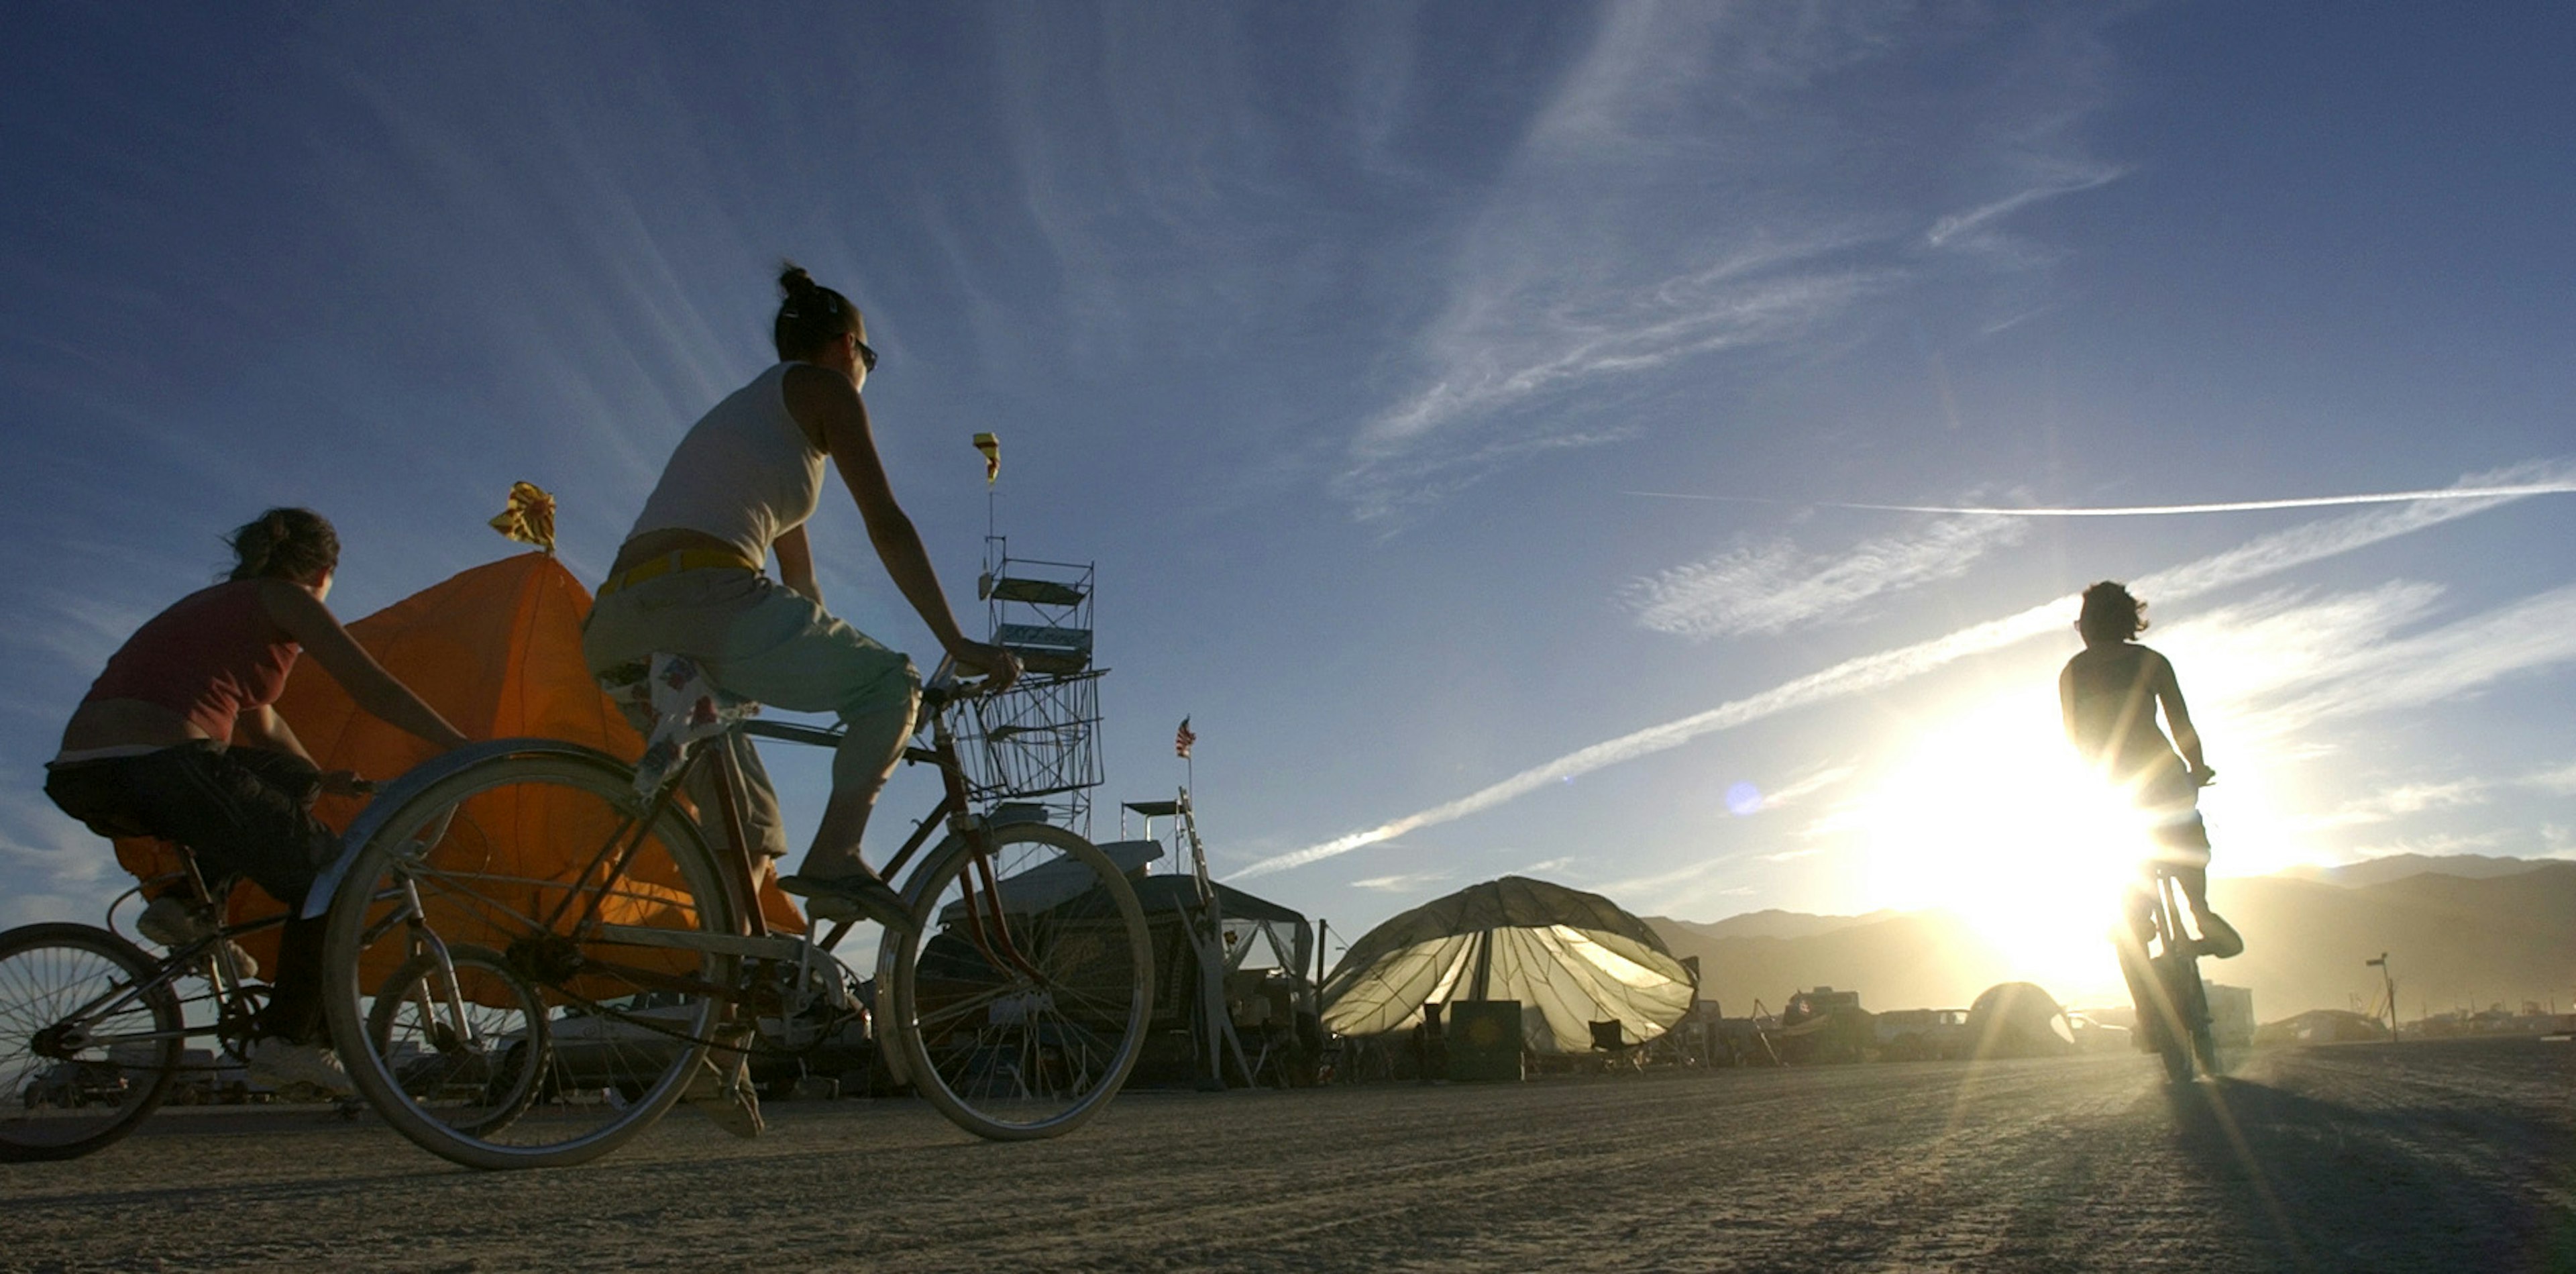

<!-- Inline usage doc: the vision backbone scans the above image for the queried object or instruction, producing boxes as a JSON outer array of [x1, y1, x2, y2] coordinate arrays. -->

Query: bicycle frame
[[337, 688, 1048, 1057], [40, 891, 288, 1061], [740, 692, 1046, 984], [2123, 863, 2214, 1079]]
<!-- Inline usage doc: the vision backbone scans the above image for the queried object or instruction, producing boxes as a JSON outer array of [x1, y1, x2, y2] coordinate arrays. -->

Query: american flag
[[1175, 717, 1196, 759]]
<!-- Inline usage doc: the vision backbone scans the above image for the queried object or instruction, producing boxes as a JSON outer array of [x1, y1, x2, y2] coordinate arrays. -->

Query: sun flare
[[1846, 690, 2157, 1005]]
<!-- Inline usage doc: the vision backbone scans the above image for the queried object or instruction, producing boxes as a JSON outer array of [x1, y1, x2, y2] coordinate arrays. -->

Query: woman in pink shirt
[[44, 509, 468, 1090]]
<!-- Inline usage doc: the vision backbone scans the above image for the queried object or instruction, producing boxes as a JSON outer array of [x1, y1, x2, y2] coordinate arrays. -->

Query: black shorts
[[44, 742, 338, 910]]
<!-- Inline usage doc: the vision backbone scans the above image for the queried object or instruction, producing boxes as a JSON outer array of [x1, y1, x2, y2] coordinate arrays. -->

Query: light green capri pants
[[583, 567, 919, 861]]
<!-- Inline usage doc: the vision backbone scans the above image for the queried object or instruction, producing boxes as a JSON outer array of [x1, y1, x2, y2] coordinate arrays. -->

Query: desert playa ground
[[4, 1039, 2569, 1273]]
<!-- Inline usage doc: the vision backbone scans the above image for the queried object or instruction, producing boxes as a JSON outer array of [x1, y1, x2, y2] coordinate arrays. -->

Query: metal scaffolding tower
[[958, 535, 1106, 835]]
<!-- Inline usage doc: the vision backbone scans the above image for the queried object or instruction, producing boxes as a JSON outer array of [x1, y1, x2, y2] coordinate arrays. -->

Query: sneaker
[[244, 1039, 356, 1097], [136, 895, 215, 947], [682, 1055, 765, 1139], [2196, 914, 2246, 960], [777, 873, 911, 929], [137, 896, 262, 979]]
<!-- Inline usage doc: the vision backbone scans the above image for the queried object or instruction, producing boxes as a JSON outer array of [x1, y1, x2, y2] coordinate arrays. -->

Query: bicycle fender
[[301, 737, 635, 920]]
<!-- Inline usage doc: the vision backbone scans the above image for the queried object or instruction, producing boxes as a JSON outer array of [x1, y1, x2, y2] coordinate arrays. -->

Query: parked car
[[21, 1060, 130, 1109]]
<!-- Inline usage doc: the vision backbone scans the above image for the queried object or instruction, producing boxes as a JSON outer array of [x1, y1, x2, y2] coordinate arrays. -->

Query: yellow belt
[[595, 548, 759, 598]]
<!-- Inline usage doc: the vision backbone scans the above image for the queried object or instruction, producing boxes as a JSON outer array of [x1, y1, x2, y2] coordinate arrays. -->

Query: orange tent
[[117, 551, 803, 978]]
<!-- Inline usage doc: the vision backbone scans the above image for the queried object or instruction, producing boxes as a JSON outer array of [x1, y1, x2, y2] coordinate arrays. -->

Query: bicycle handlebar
[[920, 655, 1010, 710]]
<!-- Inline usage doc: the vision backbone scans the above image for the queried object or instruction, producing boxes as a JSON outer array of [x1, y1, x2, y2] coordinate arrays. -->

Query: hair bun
[[778, 262, 816, 296]]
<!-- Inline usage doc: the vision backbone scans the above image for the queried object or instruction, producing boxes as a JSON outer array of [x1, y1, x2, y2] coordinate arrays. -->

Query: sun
[[1843, 688, 2154, 1005]]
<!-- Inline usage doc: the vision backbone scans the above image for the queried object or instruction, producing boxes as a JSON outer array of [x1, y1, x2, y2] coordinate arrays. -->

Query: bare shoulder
[[781, 362, 857, 415], [2133, 643, 2182, 684], [780, 362, 859, 448]]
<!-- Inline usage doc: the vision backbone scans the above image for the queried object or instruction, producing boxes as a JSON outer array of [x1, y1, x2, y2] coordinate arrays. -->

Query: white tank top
[[628, 363, 828, 566]]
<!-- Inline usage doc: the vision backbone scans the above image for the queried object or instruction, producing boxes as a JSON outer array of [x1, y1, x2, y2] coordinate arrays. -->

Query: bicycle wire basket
[[943, 669, 1106, 809]]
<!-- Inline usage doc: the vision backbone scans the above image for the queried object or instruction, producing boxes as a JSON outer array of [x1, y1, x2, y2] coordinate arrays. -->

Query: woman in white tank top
[[585, 264, 1020, 931], [2059, 581, 2242, 961]]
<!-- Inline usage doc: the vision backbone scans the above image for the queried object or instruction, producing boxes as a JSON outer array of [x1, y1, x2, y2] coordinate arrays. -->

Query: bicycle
[[2118, 866, 2220, 1083], [309, 662, 1155, 1170], [0, 835, 545, 1161]]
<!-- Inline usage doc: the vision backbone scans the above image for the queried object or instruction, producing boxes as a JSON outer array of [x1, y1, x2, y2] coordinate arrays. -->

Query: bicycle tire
[[2149, 951, 2200, 1083], [365, 944, 549, 1138], [321, 749, 739, 1169], [889, 822, 1152, 1140], [0, 923, 182, 1161], [2184, 969, 2221, 1079]]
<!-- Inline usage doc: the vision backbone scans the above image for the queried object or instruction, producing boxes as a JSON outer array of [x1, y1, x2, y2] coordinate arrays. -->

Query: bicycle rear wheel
[[2147, 951, 2203, 1083], [0, 924, 182, 1161], [366, 944, 548, 1139], [890, 822, 1152, 1140], [2183, 970, 2221, 1078], [323, 748, 740, 1169]]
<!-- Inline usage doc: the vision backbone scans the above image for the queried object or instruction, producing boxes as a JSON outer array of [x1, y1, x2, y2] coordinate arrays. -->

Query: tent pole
[[1470, 927, 1493, 1003]]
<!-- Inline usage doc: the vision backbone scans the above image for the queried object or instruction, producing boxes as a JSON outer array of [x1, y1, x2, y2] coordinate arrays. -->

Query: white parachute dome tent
[[1320, 876, 1697, 1054]]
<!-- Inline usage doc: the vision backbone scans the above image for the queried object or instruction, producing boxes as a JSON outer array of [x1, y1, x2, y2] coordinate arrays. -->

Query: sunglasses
[[853, 335, 878, 373]]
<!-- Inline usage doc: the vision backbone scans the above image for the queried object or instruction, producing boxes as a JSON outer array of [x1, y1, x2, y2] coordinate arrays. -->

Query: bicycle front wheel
[[890, 822, 1153, 1140], [366, 944, 549, 1139], [0, 923, 182, 1162], [323, 749, 740, 1169]]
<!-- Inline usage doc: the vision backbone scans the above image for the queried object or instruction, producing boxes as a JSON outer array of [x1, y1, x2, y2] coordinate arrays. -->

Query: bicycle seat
[[598, 653, 761, 798]]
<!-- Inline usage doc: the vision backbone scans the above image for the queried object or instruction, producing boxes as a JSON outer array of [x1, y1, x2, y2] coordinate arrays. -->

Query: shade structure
[[1963, 981, 2074, 1059], [1319, 876, 1695, 1054], [115, 551, 804, 987]]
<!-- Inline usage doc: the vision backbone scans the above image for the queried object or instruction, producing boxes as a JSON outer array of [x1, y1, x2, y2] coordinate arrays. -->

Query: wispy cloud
[[1589, 854, 1740, 902], [1625, 515, 2027, 639], [2347, 830, 2518, 859], [1748, 763, 1858, 814], [1235, 467, 2562, 879], [1625, 474, 2576, 517], [1337, 5, 2127, 517], [2290, 780, 2493, 831], [1348, 871, 1454, 894], [0, 790, 117, 928], [2257, 584, 2576, 730], [2288, 759, 2576, 831], [1926, 163, 2129, 249]]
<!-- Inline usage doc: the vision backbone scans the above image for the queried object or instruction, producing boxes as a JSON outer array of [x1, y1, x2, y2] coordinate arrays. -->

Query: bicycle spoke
[[0, 926, 182, 1161], [894, 823, 1150, 1139], [323, 751, 737, 1170]]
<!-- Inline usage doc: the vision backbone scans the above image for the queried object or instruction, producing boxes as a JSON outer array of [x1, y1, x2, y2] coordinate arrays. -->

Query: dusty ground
[[3, 1038, 2570, 1272]]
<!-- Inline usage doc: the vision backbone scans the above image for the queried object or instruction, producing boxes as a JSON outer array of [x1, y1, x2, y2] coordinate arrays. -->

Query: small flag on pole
[[1175, 717, 1196, 759], [973, 431, 1001, 485]]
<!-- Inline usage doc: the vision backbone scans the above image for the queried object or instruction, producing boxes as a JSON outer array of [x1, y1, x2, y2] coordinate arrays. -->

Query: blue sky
[[6, 3, 2573, 975]]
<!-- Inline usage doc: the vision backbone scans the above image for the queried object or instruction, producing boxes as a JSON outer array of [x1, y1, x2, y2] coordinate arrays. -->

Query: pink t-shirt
[[84, 580, 299, 743]]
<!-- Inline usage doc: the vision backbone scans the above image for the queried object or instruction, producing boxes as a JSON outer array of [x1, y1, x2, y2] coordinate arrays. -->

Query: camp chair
[[1590, 1019, 1644, 1073]]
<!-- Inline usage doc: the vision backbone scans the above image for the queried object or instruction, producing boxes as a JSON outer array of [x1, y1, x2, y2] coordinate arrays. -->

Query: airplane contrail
[[1234, 464, 2568, 880], [1622, 479, 2576, 517]]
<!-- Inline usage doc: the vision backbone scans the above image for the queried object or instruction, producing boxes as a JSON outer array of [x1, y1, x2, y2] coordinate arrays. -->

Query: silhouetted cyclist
[[2059, 581, 2244, 959]]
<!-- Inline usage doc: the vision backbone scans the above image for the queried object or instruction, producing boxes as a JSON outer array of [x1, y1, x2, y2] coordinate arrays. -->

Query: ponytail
[[225, 507, 339, 582], [772, 261, 859, 361]]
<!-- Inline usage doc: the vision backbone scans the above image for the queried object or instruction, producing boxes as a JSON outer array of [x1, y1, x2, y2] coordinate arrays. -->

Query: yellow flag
[[973, 432, 1001, 485], [488, 481, 557, 554]]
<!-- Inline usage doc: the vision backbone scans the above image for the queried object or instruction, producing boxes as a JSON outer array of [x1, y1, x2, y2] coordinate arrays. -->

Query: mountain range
[[1648, 855, 2576, 1023]]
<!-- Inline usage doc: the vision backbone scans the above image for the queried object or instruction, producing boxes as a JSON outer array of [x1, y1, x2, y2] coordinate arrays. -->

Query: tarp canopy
[[1130, 874, 1313, 975], [1319, 875, 1695, 1055], [1964, 981, 2074, 1059], [117, 551, 803, 986]]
